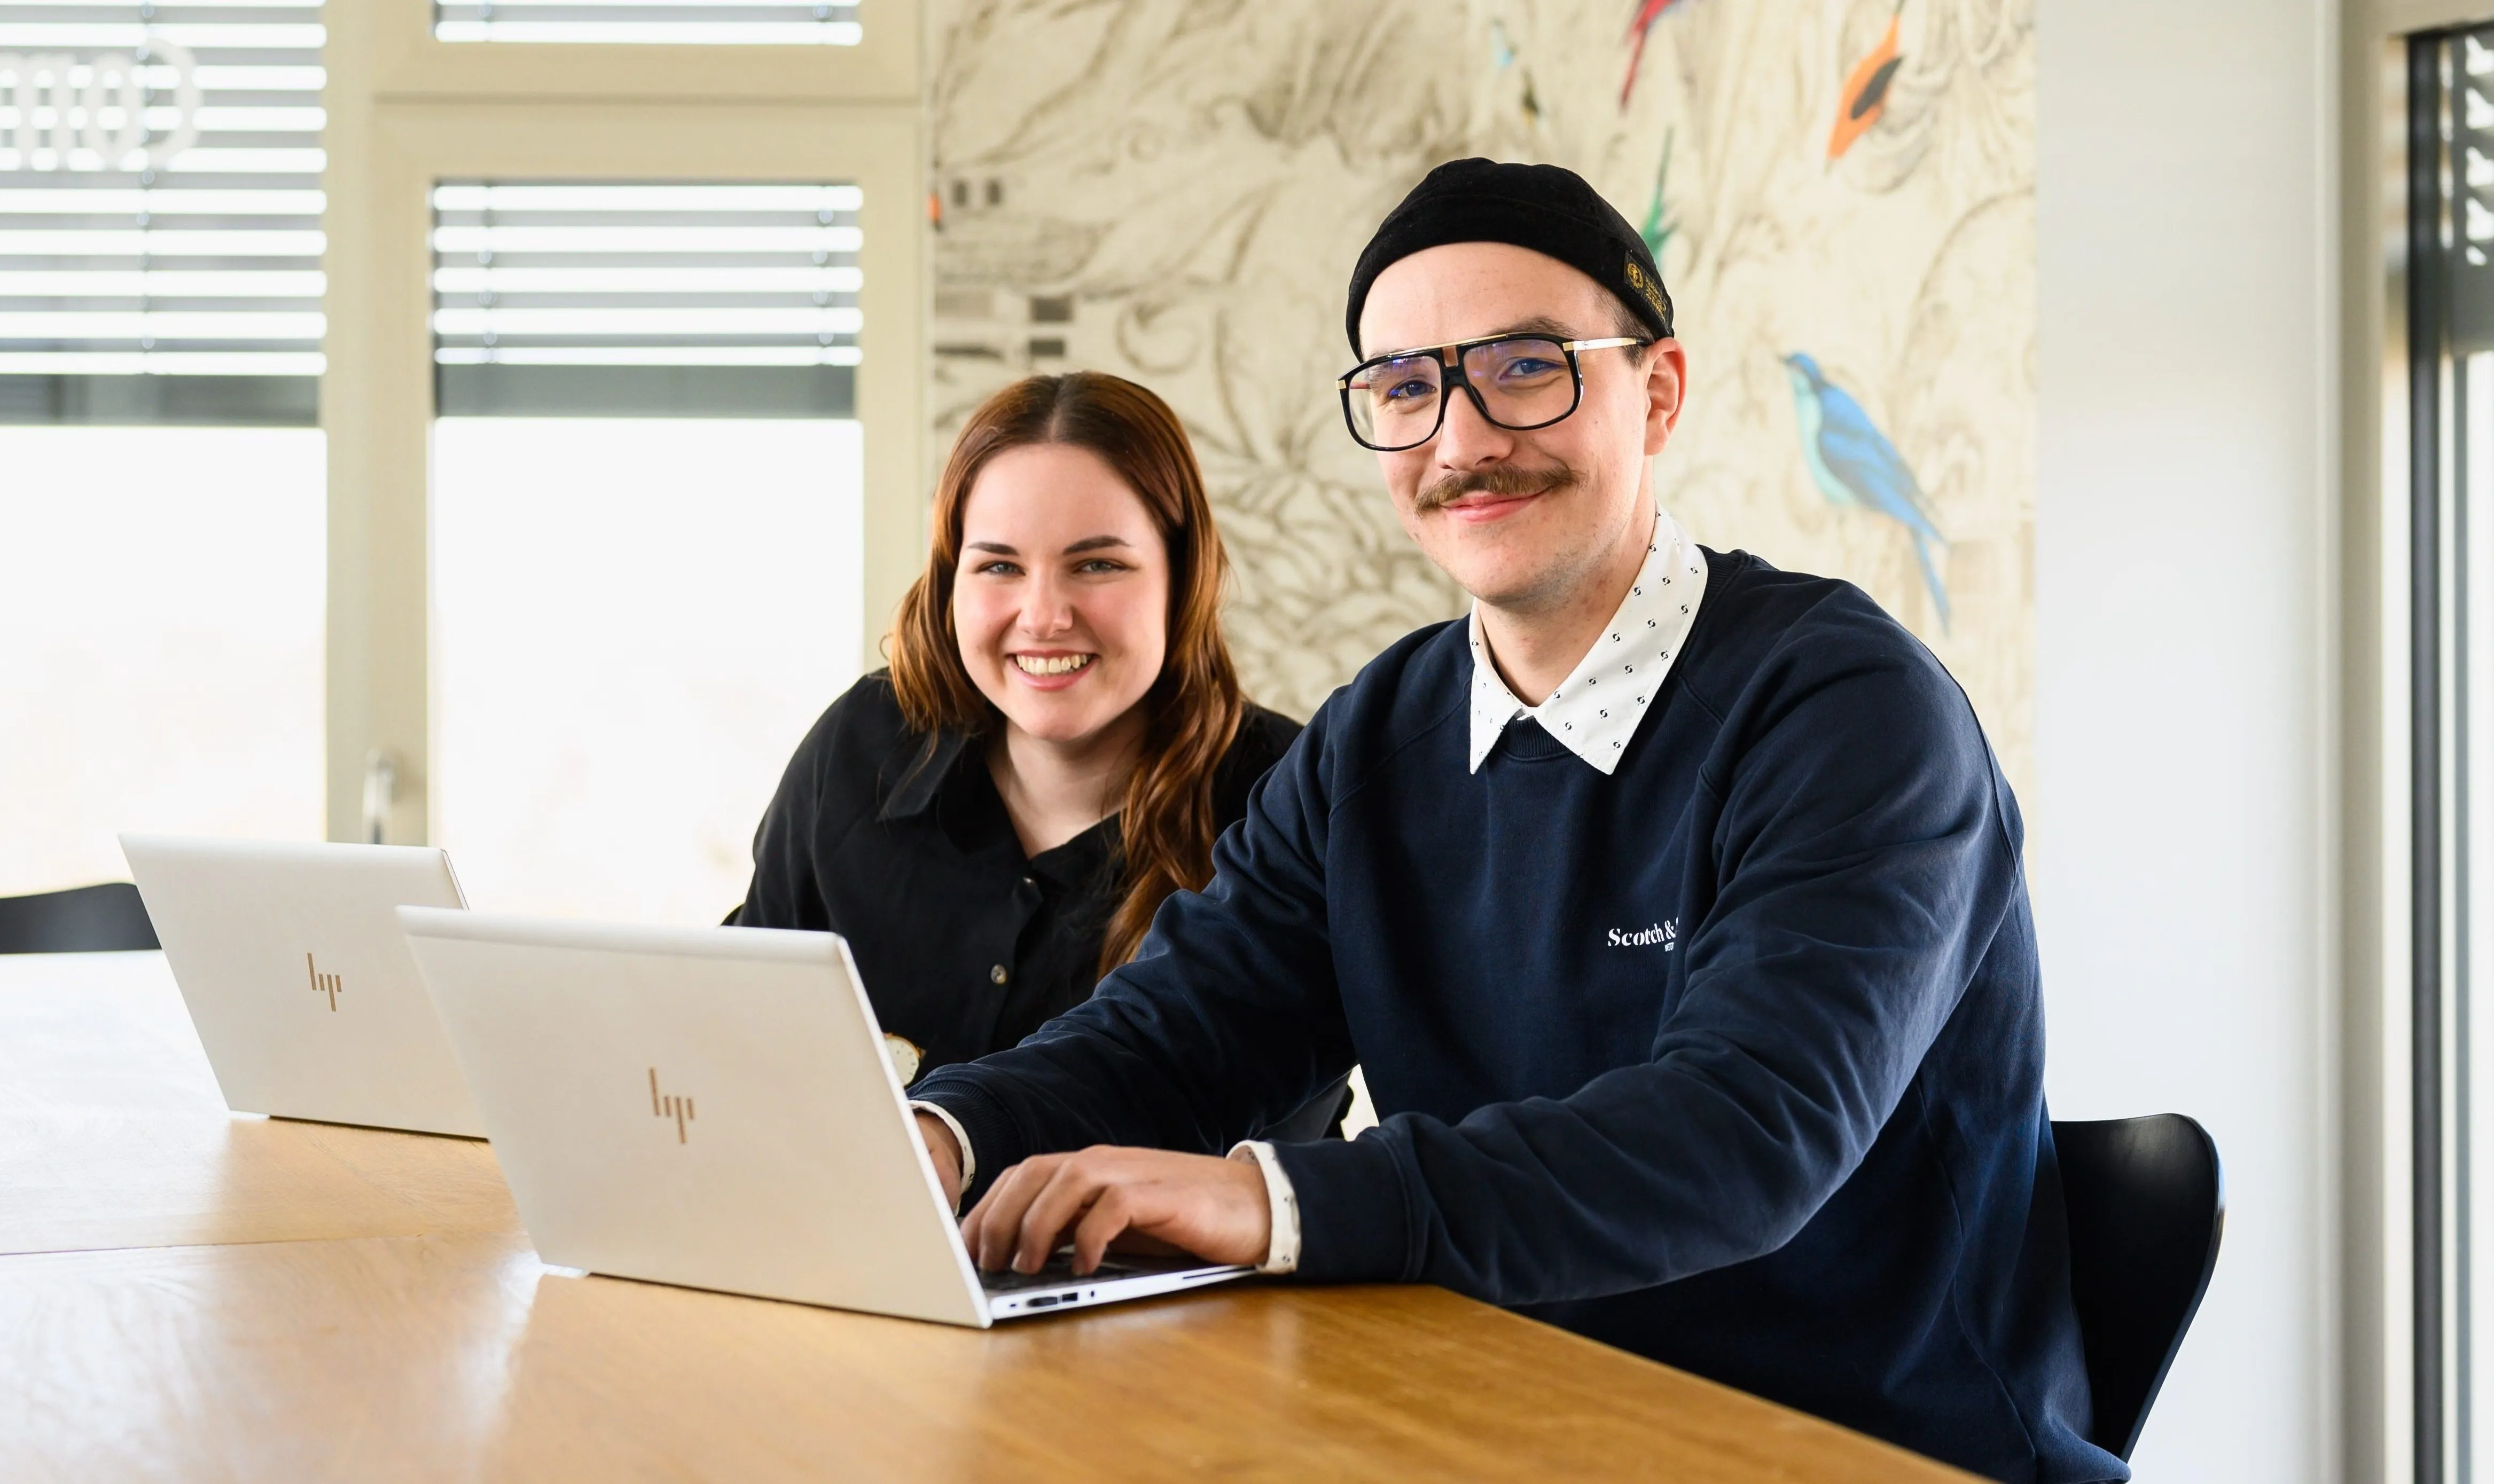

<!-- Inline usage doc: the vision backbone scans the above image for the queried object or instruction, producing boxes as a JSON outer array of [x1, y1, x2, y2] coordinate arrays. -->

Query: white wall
[[2035, 1, 2333, 1480]]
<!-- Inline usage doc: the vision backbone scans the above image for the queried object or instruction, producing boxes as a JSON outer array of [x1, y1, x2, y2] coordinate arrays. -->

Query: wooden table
[[0, 953, 1975, 1482], [0, 951, 514, 1256]]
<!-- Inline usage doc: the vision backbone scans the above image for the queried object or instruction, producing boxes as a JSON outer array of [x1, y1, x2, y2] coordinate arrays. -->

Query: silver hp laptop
[[395, 908, 1251, 1326], [119, 835, 487, 1138]]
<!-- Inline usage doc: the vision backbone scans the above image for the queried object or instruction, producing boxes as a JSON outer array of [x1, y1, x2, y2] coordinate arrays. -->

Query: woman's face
[[952, 442, 1171, 748]]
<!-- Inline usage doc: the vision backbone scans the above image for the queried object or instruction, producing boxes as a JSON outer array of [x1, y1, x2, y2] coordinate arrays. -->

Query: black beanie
[[1344, 158, 1674, 355]]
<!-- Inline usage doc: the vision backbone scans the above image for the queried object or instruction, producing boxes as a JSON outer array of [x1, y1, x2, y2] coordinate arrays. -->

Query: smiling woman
[[732, 373, 1334, 1132], [948, 441, 1175, 846]]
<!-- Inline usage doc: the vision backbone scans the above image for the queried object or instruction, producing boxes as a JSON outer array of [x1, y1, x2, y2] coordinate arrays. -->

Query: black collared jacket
[[732, 672, 1301, 1085]]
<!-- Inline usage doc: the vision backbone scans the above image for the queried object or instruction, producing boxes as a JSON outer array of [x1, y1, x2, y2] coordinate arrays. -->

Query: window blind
[[2456, 35, 2494, 352], [0, 1, 322, 425], [433, 2, 862, 45], [429, 181, 861, 418]]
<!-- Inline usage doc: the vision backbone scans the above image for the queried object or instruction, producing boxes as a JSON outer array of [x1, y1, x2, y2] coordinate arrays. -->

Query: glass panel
[[2468, 347, 2494, 1483], [428, 171, 867, 922], [0, 425, 323, 892], [429, 417, 862, 923], [0, 2, 325, 424], [433, 1, 861, 45], [2415, 29, 2494, 1482]]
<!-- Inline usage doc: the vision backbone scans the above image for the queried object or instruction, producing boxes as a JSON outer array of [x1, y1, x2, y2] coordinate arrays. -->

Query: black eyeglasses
[[1335, 333, 1650, 452]]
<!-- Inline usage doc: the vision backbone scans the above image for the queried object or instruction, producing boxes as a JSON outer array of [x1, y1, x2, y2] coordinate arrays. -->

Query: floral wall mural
[[924, 0, 2037, 794]]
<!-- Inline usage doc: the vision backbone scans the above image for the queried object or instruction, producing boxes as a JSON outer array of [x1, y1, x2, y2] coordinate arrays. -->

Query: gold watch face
[[882, 1033, 922, 1087]]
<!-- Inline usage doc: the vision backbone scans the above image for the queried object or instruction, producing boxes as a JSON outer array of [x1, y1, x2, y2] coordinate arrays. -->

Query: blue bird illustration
[[1781, 353, 1950, 630]]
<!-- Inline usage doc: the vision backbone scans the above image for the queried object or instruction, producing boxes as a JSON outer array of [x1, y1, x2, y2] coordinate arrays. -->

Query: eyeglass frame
[[1333, 332, 1654, 452]]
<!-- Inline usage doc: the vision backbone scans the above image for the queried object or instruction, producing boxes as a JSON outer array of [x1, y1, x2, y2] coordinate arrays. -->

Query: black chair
[[0, 882, 160, 954], [2053, 1113, 2224, 1461]]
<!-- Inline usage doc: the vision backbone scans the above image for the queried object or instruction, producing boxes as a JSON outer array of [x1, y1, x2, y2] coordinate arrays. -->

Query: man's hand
[[960, 1146, 1271, 1277], [914, 1111, 963, 1212]]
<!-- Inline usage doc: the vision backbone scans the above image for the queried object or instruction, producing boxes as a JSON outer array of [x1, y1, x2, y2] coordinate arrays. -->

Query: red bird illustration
[[1620, 0, 1689, 111], [1827, 3, 1906, 159]]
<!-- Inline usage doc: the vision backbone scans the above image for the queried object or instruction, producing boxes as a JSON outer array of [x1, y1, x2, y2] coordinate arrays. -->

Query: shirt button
[[990, 964, 1008, 985]]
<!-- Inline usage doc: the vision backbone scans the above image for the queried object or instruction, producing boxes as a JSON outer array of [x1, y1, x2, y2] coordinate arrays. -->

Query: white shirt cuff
[[909, 1100, 975, 1211], [1226, 1138, 1301, 1275]]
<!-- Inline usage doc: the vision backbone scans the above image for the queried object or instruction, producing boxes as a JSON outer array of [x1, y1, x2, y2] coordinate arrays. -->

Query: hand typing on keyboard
[[957, 1146, 1271, 1277]]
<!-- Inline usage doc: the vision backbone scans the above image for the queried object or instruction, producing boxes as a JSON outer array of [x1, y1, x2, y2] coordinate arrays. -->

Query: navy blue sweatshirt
[[912, 550, 2120, 1484]]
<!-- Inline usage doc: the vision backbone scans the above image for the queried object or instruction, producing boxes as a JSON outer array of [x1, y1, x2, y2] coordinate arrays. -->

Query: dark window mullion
[[2416, 29, 2453, 1484]]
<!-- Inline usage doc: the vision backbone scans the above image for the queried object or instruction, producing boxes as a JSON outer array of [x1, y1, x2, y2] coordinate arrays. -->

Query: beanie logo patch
[[1622, 256, 1667, 323]]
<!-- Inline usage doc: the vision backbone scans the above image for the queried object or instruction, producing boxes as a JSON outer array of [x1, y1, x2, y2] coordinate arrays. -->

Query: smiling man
[[905, 160, 2117, 1483]]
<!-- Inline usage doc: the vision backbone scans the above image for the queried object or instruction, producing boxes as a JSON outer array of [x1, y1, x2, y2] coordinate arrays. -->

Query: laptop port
[[1025, 1294, 1059, 1308]]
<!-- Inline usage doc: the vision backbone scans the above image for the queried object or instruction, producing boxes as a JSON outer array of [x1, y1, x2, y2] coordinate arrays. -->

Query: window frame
[[322, 0, 924, 845]]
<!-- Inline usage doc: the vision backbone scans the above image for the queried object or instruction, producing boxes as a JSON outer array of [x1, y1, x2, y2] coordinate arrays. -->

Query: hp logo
[[648, 1068, 695, 1143], [306, 953, 342, 1012], [0, 43, 200, 172]]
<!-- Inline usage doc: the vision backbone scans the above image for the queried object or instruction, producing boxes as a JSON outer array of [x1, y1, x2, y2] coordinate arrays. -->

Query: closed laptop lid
[[119, 835, 486, 1138], [397, 908, 988, 1328]]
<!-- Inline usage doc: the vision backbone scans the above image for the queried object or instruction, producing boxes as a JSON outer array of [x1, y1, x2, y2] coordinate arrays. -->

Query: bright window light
[[0, 426, 324, 894], [429, 417, 864, 925]]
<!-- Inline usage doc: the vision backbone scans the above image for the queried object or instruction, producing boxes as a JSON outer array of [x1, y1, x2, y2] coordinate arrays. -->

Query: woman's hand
[[960, 1147, 1272, 1276]]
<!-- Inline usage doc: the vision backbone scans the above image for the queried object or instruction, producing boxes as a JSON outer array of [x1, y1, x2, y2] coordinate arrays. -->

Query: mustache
[[1414, 461, 1578, 513]]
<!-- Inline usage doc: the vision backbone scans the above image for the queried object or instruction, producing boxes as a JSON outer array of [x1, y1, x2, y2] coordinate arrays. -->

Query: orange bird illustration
[[1827, 3, 1906, 160], [1620, 0, 1690, 110]]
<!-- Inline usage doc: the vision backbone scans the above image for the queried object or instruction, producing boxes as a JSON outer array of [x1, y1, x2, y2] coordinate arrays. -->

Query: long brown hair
[[888, 372, 1247, 975]]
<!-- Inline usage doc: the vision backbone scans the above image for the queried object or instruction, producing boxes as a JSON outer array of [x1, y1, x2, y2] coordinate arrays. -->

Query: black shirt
[[733, 672, 1301, 1085]]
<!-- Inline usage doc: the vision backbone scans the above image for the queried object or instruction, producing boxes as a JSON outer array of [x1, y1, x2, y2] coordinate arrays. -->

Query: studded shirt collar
[[1466, 508, 1709, 775]]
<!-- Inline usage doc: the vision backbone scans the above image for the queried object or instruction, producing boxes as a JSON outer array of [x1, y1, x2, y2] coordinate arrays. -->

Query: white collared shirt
[[1467, 508, 1709, 774]]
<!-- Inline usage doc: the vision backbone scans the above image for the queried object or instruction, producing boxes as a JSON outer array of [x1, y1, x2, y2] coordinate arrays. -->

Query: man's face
[[1357, 242, 1684, 614]]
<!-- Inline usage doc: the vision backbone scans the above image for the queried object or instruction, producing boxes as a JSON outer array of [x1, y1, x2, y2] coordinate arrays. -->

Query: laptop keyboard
[[976, 1254, 1161, 1294]]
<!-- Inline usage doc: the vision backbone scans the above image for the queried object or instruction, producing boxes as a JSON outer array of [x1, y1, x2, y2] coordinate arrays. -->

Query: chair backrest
[[0, 882, 161, 954], [2052, 1113, 2224, 1461]]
